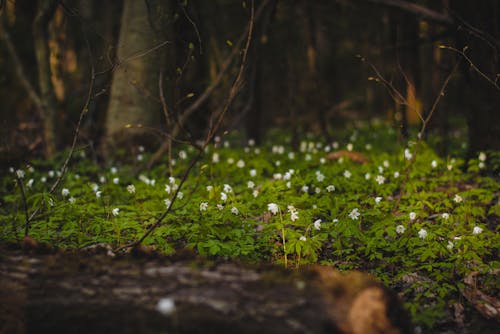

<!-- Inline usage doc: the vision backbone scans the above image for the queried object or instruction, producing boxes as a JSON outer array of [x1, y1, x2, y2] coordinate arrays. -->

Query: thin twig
[[441, 45, 500, 91]]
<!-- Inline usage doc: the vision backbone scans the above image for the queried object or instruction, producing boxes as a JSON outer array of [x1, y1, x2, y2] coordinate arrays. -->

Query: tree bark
[[0, 247, 411, 334], [33, 0, 59, 158], [104, 0, 174, 153]]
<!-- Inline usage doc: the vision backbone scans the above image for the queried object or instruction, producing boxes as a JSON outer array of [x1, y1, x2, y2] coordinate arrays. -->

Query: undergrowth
[[1, 120, 499, 329]]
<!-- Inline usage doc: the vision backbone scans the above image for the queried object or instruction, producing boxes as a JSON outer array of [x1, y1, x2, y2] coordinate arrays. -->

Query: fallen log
[[0, 245, 411, 334]]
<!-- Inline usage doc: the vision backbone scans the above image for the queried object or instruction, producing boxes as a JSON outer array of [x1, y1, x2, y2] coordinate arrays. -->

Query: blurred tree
[[104, 0, 174, 153]]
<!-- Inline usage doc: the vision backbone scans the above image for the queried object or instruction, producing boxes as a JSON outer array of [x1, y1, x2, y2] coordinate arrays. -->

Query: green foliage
[[1, 123, 499, 330]]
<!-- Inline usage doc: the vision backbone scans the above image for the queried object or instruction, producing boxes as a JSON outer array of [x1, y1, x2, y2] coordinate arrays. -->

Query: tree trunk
[[33, 0, 58, 158], [0, 247, 411, 334], [104, 0, 174, 154]]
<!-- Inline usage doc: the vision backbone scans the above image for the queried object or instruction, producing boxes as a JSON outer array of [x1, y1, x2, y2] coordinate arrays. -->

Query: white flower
[[249, 169, 257, 177], [343, 170, 352, 179], [137, 154, 143, 161], [95, 191, 102, 199], [333, 219, 339, 223], [275, 160, 281, 167], [223, 184, 233, 193], [396, 225, 405, 234], [447, 241, 454, 250], [365, 173, 371, 180], [156, 297, 176, 315], [41, 176, 47, 183], [220, 192, 227, 202], [326, 185, 335, 192], [165, 185, 171, 194], [16, 169, 25, 179], [348, 208, 360, 220], [316, 171, 325, 182], [378, 166, 384, 173], [441, 213, 449, 220], [305, 154, 312, 161], [206, 185, 213, 192], [479, 162, 485, 169], [375, 175, 385, 185], [365, 144, 372, 150], [314, 219, 322, 230], [286, 181, 291, 188], [418, 228, 428, 239], [26, 179, 34, 188], [212, 153, 220, 163], [179, 150, 187, 159], [299, 236, 307, 242], [227, 158, 234, 164], [164, 199, 171, 208], [177, 192, 184, 200], [138, 145, 145, 152], [268, 203, 279, 215], [112, 208, 120, 216], [375, 196, 382, 204], [48, 170, 55, 178], [127, 184, 136, 194], [216, 204, 224, 210], [199, 202, 208, 211], [404, 148, 412, 160], [99, 176, 106, 183], [273, 173, 283, 180], [332, 141, 339, 149], [431, 160, 438, 168], [472, 226, 483, 235], [383, 160, 390, 168], [252, 190, 259, 198], [394, 171, 400, 178], [283, 172, 292, 181], [347, 143, 353, 151], [478, 152, 486, 161], [61, 188, 70, 197], [248, 139, 255, 146], [113, 177, 119, 184], [247, 180, 255, 189], [288, 152, 295, 160], [169, 177, 176, 185], [236, 160, 245, 168], [110, 167, 118, 174], [231, 207, 239, 215], [68, 196, 76, 204], [447, 164, 453, 171], [409, 212, 416, 220], [320, 158, 326, 164], [301, 185, 309, 193], [453, 194, 462, 203]]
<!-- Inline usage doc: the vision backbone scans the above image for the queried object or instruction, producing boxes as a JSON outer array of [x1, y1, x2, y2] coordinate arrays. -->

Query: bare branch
[[365, 0, 453, 25]]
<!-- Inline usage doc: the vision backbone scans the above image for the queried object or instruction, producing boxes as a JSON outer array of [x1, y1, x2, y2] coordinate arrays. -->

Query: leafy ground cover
[[1, 121, 499, 331]]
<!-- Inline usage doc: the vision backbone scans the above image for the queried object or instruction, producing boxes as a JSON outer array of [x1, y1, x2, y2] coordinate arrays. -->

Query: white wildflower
[[348, 208, 360, 220], [375, 196, 382, 204], [316, 171, 325, 182], [113, 177, 119, 184], [249, 169, 257, 177], [231, 207, 239, 215], [199, 202, 208, 211], [447, 241, 454, 250], [252, 190, 259, 198], [409, 212, 416, 220], [454, 194, 463, 203], [268, 203, 279, 215], [365, 173, 371, 180], [375, 175, 385, 185], [110, 167, 118, 174], [431, 160, 438, 168], [478, 152, 486, 161], [326, 185, 335, 192], [220, 192, 227, 202], [441, 213, 449, 220], [216, 204, 224, 210], [16, 169, 25, 179], [206, 185, 213, 192], [418, 228, 428, 239], [179, 150, 187, 159], [212, 153, 220, 163], [127, 184, 136, 194], [165, 184, 171, 194], [313, 219, 322, 230], [394, 171, 400, 178], [396, 225, 405, 234], [299, 236, 307, 242], [343, 170, 352, 178], [301, 185, 309, 193], [236, 160, 245, 168], [95, 191, 102, 199], [247, 180, 255, 189], [164, 199, 171, 208], [227, 158, 234, 164], [223, 184, 233, 193], [472, 226, 483, 235], [26, 179, 34, 188], [404, 148, 412, 160], [112, 208, 120, 216], [61, 188, 70, 197], [177, 192, 184, 200], [68, 197, 76, 204]]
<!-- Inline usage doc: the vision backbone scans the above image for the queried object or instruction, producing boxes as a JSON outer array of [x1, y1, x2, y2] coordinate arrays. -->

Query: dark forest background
[[1, 0, 499, 167]]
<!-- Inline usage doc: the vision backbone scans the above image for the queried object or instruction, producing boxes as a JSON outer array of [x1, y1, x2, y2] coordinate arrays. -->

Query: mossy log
[[0, 246, 411, 334]]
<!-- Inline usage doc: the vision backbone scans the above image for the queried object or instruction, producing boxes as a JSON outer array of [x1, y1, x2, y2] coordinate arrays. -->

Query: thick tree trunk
[[104, 0, 173, 153], [0, 247, 411, 334], [33, 0, 58, 158]]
